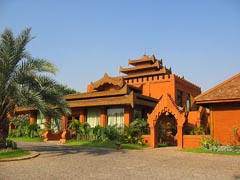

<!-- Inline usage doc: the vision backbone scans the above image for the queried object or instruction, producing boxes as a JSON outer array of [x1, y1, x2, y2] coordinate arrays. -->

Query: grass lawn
[[0, 148, 29, 159], [7, 137, 43, 142], [65, 140, 148, 150], [182, 148, 240, 156]]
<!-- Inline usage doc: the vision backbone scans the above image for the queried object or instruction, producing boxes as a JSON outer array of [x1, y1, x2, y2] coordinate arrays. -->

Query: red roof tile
[[195, 73, 240, 104]]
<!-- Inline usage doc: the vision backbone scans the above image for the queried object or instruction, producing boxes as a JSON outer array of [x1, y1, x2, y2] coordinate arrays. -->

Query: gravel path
[[0, 142, 239, 180]]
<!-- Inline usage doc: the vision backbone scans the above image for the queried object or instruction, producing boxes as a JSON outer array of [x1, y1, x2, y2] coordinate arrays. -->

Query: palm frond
[[0, 28, 72, 137], [17, 58, 57, 75]]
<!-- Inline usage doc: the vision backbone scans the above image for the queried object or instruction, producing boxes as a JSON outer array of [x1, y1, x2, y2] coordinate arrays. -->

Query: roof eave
[[65, 85, 128, 100], [196, 98, 240, 105]]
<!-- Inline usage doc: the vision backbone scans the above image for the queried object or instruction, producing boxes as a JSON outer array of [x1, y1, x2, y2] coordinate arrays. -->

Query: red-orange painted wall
[[125, 74, 201, 104], [174, 75, 201, 107], [211, 103, 240, 145], [126, 74, 175, 99], [183, 135, 206, 148]]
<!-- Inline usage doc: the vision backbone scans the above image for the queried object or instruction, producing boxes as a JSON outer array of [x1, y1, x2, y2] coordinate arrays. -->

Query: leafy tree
[[0, 28, 71, 140], [55, 84, 77, 95], [10, 114, 30, 127]]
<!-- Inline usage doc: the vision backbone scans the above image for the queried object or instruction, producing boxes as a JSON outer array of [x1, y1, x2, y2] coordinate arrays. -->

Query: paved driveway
[[0, 142, 239, 180]]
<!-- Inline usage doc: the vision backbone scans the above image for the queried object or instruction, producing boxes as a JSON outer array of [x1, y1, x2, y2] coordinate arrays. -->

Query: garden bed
[[7, 137, 43, 142], [64, 140, 148, 150], [0, 148, 30, 159], [182, 148, 240, 156]]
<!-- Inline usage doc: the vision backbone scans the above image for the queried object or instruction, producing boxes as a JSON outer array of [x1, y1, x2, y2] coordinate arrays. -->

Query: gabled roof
[[88, 73, 125, 91], [128, 54, 160, 66], [195, 73, 240, 104], [120, 60, 162, 74], [148, 93, 185, 127], [67, 91, 158, 108], [16, 84, 156, 112], [122, 66, 172, 79], [66, 87, 158, 108], [65, 84, 130, 100]]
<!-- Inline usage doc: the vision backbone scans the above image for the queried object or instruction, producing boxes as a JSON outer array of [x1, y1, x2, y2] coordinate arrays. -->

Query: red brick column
[[100, 107, 107, 127], [177, 125, 183, 149], [124, 106, 133, 127], [60, 115, 69, 144], [150, 126, 158, 148], [79, 108, 86, 123], [176, 113, 186, 149], [29, 111, 37, 124]]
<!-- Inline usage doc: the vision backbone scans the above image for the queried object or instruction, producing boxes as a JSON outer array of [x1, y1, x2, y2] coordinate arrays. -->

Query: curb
[[0, 151, 40, 162]]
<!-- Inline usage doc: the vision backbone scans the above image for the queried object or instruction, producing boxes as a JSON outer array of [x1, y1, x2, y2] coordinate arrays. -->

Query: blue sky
[[1, 0, 239, 92]]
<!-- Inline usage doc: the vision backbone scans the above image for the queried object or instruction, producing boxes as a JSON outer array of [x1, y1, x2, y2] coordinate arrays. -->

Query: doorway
[[158, 113, 177, 146]]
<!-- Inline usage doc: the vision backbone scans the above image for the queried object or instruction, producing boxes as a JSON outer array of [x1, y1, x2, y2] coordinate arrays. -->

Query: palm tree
[[0, 28, 71, 140]]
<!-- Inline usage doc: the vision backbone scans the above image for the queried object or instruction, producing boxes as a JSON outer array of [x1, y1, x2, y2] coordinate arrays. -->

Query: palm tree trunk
[[0, 115, 8, 140]]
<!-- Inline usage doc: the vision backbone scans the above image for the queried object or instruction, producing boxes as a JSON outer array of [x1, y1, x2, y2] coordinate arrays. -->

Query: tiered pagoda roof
[[128, 54, 159, 66], [120, 54, 172, 78]]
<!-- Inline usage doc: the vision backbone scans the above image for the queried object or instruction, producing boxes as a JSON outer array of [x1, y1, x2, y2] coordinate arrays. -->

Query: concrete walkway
[[0, 142, 239, 180]]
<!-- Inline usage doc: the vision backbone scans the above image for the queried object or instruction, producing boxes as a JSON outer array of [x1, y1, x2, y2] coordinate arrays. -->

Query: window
[[37, 111, 46, 129], [186, 93, 191, 111], [51, 118, 62, 132], [74, 115, 79, 120], [134, 108, 142, 120], [87, 108, 100, 127], [37, 111, 62, 132], [107, 108, 124, 127], [176, 90, 183, 107]]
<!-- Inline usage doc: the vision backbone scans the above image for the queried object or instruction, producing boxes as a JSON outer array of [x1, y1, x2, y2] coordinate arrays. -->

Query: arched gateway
[[147, 93, 187, 149]]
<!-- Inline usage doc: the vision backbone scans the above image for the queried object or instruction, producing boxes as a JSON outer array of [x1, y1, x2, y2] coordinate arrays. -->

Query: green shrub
[[0, 139, 17, 149], [67, 119, 149, 145], [201, 136, 240, 153], [124, 119, 149, 145], [9, 115, 40, 138], [102, 125, 122, 141], [68, 120, 100, 141], [68, 119, 81, 136], [91, 125, 106, 141], [201, 136, 220, 150], [27, 123, 40, 138], [190, 126, 205, 135], [9, 123, 39, 138], [0, 140, 6, 149], [158, 142, 168, 147], [216, 145, 234, 152]]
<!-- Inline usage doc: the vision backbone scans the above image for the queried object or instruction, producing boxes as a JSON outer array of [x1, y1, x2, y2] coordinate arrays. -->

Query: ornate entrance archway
[[147, 94, 187, 149], [158, 113, 178, 146]]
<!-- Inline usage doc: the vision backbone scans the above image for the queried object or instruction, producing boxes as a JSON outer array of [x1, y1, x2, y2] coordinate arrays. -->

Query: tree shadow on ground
[[234, 175, 240, 180], [17, 142, 127, 158]]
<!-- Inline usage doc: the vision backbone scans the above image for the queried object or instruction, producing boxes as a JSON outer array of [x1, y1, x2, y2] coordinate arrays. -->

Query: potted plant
[[115, 141, 121, 150], [115, 133, 122, 150]]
